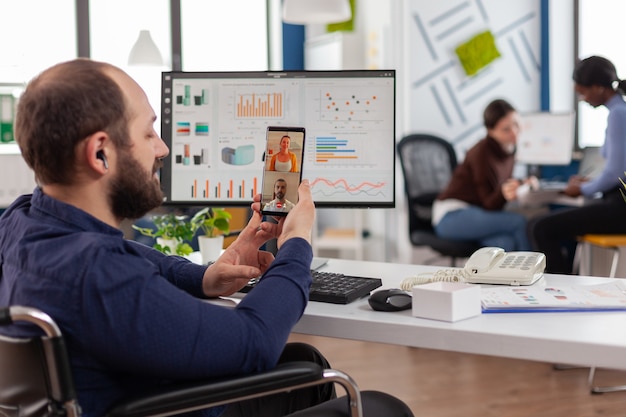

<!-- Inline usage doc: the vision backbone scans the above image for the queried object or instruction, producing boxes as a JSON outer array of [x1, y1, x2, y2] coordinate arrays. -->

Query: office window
[[89, 0, 171, 68], [0, 1, 76, 84], [0, 1, 76, 154], [577, 0, 626, 148], [180, 0, 268, 71], [89, 0, 171, 126]]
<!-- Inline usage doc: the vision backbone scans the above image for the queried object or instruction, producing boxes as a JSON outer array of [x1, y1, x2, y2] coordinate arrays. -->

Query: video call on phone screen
[[261, 127, 305, 216]]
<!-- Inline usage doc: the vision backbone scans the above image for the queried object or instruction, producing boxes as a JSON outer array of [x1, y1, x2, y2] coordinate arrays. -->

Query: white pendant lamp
[[128, 30, 163, 66], [282, 0, 351, 25]]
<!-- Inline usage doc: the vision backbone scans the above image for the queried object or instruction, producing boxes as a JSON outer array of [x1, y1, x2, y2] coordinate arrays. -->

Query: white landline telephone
[[400, 247, 546, 290]]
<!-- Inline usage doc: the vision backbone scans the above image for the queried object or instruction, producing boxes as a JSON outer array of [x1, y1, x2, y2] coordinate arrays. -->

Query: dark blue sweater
[[0, 188, 312, 417]]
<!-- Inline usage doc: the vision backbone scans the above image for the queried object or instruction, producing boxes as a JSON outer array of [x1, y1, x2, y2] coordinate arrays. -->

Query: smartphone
[[261, 126, 306, 217]]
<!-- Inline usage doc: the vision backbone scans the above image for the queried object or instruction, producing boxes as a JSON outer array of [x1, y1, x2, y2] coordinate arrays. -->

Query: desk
[[517, 187, 584, 207], [283, 259, 626, 371]]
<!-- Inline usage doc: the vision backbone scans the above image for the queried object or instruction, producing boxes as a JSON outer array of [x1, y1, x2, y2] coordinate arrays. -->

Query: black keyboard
[[240, 271, 382, 304]]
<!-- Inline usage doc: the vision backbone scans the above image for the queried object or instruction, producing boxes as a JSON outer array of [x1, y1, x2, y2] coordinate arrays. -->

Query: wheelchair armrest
[[107, 361, 324, 417]]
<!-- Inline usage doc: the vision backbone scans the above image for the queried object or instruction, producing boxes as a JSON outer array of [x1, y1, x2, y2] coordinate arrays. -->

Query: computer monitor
[[515, 112, 575, 166], [160, 70, 396, 208]]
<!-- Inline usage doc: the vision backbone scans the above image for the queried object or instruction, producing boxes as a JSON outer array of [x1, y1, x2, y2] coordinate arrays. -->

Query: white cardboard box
[[412, 282, 481, 322]]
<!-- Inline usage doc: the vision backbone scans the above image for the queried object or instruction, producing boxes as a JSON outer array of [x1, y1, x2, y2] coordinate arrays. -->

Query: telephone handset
[[462, 247, 545, 285], [399, 247, 546, 290]]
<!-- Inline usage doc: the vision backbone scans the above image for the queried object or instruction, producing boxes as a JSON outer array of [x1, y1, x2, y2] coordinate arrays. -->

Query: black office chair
[[0, 306, 364, 417], [397, 134, 481, 266]]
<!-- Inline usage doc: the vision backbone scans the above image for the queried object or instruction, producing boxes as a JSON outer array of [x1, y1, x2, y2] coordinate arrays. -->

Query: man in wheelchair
[[0, 59, 412, 417]]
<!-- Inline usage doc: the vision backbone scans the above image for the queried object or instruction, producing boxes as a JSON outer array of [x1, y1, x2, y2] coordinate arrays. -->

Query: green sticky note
[[455, 30, 501, 76]]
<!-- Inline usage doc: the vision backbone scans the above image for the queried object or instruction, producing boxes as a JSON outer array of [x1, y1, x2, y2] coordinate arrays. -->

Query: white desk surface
[[517, 188, 584, 207], [284, 258, 626, 371]]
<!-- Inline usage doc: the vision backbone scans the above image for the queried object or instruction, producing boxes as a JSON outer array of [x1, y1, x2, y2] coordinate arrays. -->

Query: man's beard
[[109, 150, 164, 221]]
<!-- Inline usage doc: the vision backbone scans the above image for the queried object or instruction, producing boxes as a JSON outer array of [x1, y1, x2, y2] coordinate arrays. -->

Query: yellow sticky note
[[455, 30, 501, 76]]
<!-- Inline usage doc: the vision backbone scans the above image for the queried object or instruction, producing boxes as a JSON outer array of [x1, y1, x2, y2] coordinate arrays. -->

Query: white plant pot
[[198, 235, 224, 264], [156, 237, 179, 255]]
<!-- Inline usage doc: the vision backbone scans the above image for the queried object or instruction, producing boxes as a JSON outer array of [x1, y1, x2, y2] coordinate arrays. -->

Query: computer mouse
[[368, 289, 412, 312]]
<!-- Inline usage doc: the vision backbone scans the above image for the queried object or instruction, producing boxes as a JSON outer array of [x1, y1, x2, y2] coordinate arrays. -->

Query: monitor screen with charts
[[159, 70, 396, 208], [516, 112, 575, 165]]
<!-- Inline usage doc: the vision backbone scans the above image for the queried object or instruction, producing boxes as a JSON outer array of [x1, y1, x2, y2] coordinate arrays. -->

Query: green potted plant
[[190, 208, 232, 264], [190, 207, 232, 237], [132, 213, 196, 256]]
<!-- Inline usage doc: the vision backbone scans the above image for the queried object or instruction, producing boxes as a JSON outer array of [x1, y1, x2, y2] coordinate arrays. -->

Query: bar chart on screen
[[314, 136, 357, 164], [235, 91, 284, 119], [172, 175, 260, 202]]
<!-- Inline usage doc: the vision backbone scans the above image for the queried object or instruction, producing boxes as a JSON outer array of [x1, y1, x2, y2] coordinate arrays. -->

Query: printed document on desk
[[481, 281, 626, 313]]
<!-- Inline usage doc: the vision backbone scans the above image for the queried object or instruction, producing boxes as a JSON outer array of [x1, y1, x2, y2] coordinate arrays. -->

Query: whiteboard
[[516, 112, 575, 165]]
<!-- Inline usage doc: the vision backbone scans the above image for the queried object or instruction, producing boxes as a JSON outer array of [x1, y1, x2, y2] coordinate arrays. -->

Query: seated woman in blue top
[[528, 56, 626, 274], [432, 99, 531, 252]]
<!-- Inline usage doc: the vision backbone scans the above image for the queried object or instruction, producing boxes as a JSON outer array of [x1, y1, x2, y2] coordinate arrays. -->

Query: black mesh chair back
[[397, 134, 480, 264]]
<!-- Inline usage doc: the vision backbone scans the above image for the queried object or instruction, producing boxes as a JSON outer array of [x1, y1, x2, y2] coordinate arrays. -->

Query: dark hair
[[15, 59, 131, 185], [573, 55, 626, 93], [483, 99, 516, 129]]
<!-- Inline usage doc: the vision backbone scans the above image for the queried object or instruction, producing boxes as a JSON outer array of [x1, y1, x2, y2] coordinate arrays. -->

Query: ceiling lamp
[[128, 30, 163, 66], [282, 0, 351, 25]]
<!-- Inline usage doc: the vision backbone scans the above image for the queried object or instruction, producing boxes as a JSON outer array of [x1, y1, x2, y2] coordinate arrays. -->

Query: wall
[[294, 1, 574, 263], [548, 0, 574, 112], [0, 1, 577, 266], [404, 0, 542, 154], [0, 153, 37, 207], [393, 0, 580, 264], [393, 0, 550, 263]]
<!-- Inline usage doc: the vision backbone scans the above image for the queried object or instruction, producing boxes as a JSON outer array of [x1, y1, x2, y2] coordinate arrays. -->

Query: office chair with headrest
[[397, 134, 481, 266], [0, 306, 365, 417]]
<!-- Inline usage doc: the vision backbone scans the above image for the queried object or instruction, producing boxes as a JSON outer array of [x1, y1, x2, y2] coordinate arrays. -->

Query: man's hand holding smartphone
[[250, 180, 315, 248]]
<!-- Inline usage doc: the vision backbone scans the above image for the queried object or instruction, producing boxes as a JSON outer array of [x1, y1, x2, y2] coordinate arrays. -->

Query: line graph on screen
[[310, 177, 390, 200]]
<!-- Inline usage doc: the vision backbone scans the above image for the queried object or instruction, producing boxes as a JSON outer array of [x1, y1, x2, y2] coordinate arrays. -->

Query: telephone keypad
[[500, 255, 538, 271]]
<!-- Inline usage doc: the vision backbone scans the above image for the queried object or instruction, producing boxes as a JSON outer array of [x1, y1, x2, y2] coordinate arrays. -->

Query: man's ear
[[84, 131, 111, 174]]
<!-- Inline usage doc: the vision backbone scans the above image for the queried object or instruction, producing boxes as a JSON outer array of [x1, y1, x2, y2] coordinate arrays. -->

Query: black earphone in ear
[[96, 151, 108, 169]]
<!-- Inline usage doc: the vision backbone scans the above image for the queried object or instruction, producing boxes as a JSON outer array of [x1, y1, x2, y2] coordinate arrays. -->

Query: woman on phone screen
[[269, 135, 299, 172]]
